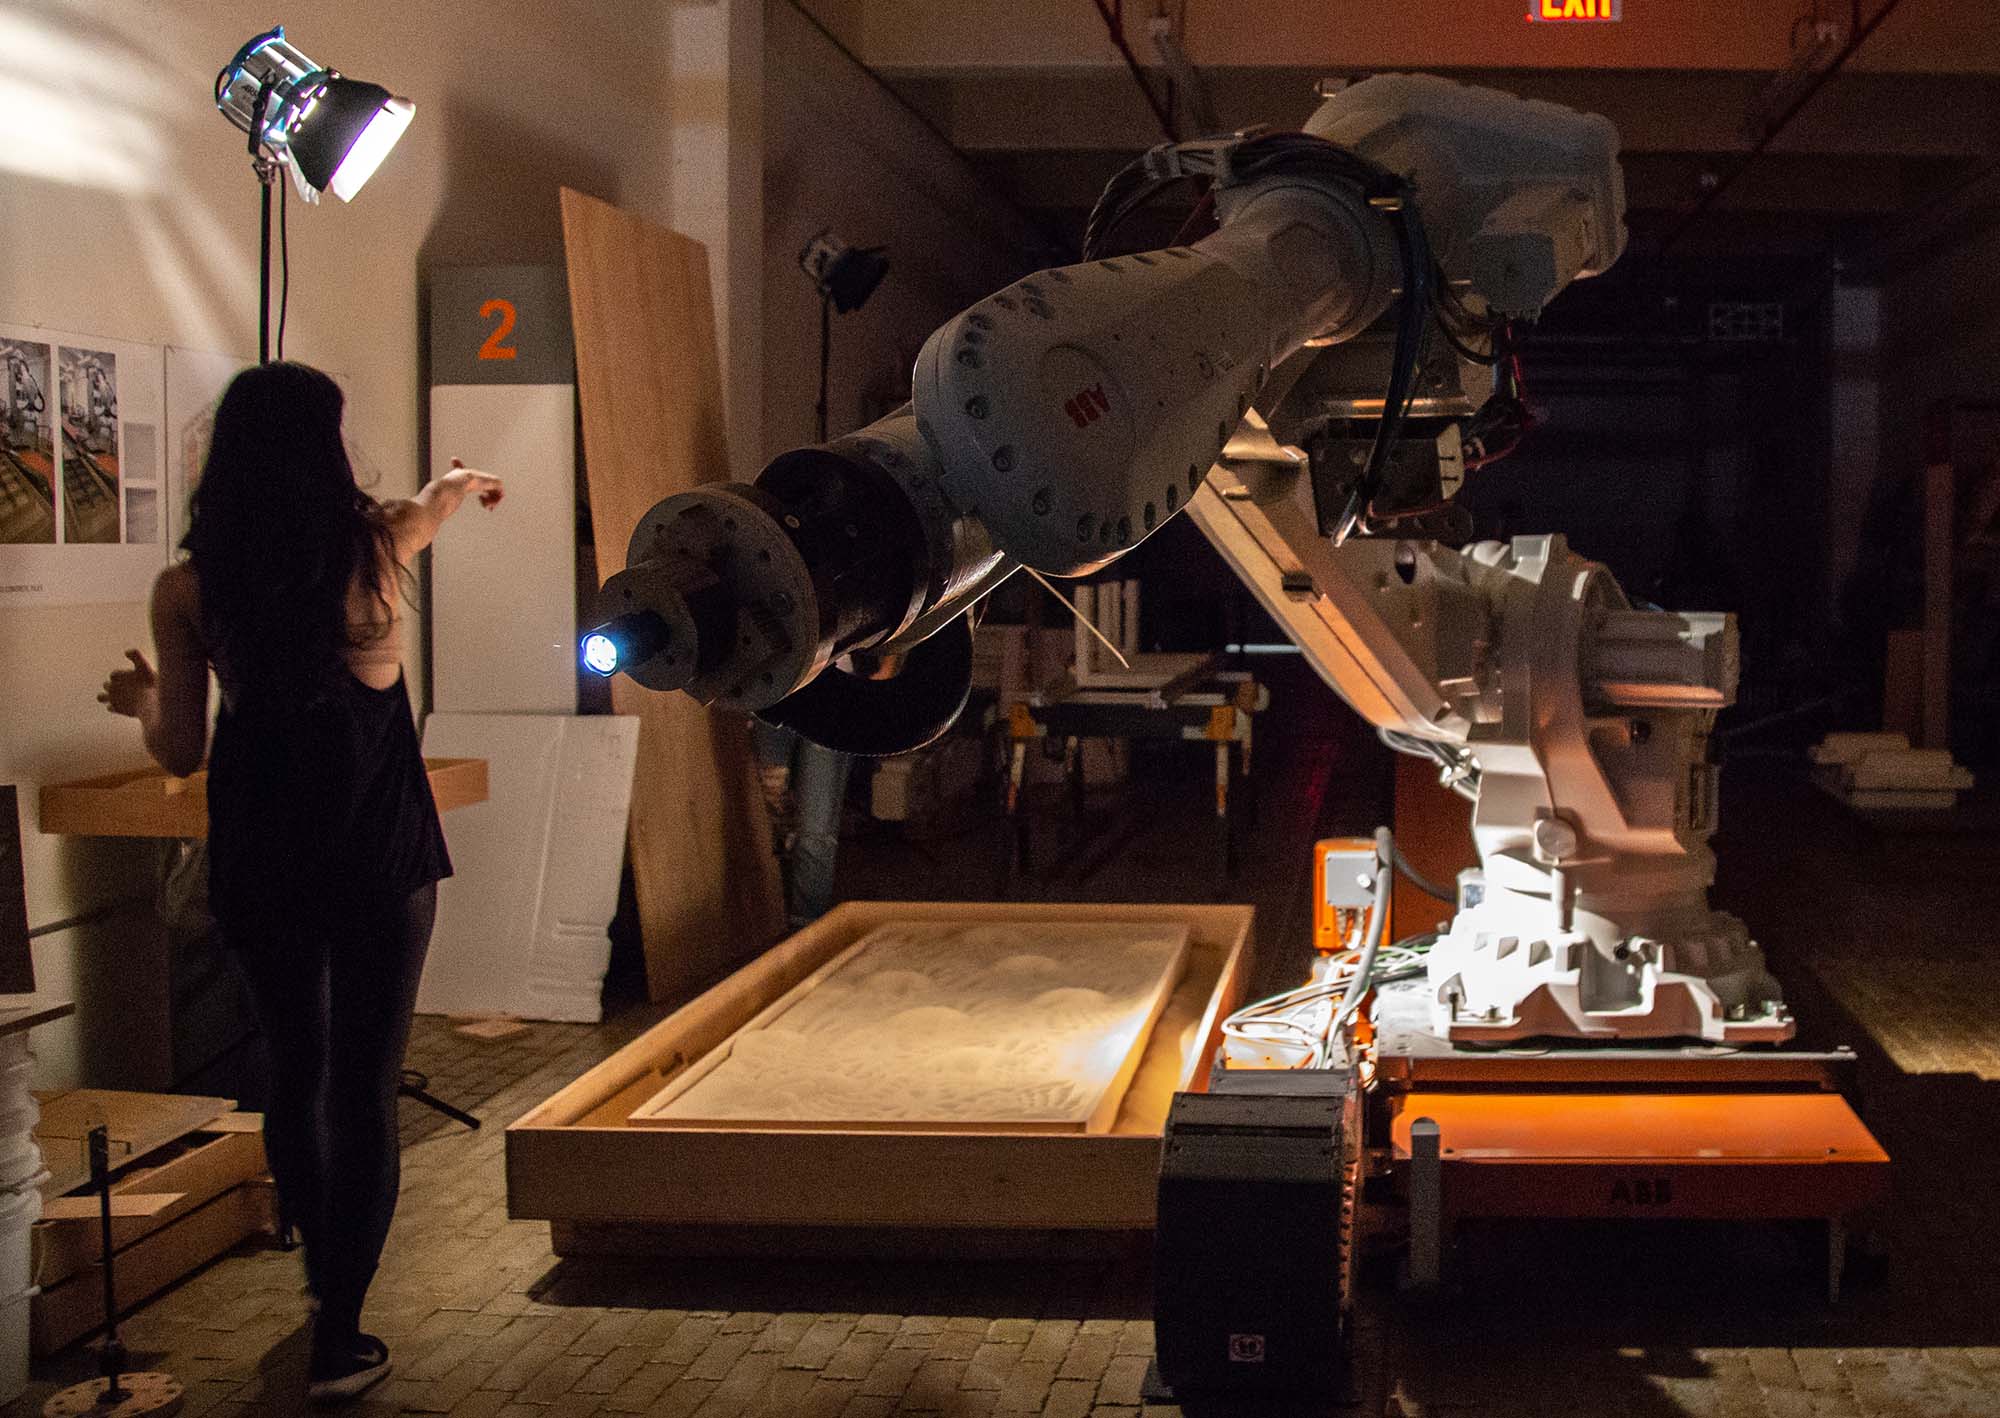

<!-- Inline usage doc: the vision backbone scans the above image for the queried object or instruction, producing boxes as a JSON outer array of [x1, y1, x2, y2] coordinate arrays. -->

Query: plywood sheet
[[560, 187, 783, 1003], [631, 919, 1190, 1133]]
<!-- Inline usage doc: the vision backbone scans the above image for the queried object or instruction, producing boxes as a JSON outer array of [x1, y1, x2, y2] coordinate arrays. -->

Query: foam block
[[418, 714, 637, 1022]]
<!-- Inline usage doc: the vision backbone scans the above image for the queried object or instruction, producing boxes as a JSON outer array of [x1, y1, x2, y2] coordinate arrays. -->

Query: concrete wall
[[1881, 224, 2000, 484], [0, 0, 741, 1088], [761, 0, 1040, 456]]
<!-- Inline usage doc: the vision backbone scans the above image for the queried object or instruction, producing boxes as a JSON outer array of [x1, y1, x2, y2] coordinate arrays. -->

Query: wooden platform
[[507, 901, 1254, 1242]]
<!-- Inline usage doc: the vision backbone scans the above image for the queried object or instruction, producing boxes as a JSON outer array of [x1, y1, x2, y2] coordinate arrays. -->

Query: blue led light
[[581, 633, 620, 676]]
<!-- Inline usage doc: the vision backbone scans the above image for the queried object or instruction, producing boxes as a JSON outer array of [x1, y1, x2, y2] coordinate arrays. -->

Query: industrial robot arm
[[586, 73, 1790, 1046]]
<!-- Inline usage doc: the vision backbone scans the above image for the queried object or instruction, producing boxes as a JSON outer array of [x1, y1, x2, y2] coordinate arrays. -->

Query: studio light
[[214, 27, 414, 203], [797, 229, 889, 443], [213, 27, 416, 363], [798, 230, 890, 315]]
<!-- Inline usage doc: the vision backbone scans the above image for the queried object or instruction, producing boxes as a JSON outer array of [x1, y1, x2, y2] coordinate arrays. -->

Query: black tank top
[[205, 669, 451, 922]]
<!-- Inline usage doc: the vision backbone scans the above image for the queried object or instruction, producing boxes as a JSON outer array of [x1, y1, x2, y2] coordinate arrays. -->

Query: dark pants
[[228, 883, 436, 1341]]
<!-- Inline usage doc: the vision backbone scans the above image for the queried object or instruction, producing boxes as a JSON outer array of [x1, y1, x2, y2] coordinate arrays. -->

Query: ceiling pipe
[[1659, 0, 1908, 253]]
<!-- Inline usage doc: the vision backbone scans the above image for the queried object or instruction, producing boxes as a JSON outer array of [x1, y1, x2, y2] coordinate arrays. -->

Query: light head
[[215, 27, 414, 201]]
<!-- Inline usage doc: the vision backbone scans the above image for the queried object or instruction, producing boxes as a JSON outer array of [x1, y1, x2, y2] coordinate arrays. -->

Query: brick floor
[[7, 753, 2000, 1415]]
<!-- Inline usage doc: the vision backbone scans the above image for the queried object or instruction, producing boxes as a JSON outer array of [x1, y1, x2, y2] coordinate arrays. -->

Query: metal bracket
[[1405, 1115, 1442, 1290]]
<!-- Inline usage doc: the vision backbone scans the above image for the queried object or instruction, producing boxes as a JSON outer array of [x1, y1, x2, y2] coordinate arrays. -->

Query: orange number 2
[[478, 298, 519, 360]]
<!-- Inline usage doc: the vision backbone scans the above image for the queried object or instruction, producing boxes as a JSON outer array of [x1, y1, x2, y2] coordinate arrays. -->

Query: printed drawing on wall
[[58, 347, 120, 545], [163, 346, 250, 554], [1, 338, 56, 547], [0, 322, 173, 606]]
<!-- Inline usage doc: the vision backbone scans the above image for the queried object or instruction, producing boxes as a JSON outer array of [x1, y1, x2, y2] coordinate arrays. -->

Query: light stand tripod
[[40, 1127, 183, 1416]]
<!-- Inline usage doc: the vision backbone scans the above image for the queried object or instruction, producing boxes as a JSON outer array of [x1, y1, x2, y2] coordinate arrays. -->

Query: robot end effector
[[583, 74, 1627, 754]]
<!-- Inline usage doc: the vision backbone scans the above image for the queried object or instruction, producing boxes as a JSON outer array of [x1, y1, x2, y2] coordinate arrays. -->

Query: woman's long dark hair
[[181, 362, 401, 698]]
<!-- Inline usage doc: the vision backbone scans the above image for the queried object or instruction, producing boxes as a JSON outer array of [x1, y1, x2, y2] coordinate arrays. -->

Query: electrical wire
[[1389, 840, 1455, 905], [1218, 828, 1419, 1068], [1090, 0, 1178, 144], [1021, 566, 1132, 669], [277, 170, 290, 361], [1379, 726, 1481, 801], [1078, 130, 1443, 541], [1331, 826, 1393, 1030]]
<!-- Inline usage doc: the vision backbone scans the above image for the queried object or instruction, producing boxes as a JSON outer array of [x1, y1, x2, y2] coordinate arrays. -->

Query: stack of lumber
[[1810, 731, 1974, 813], [30, 1090, 272, 1356]]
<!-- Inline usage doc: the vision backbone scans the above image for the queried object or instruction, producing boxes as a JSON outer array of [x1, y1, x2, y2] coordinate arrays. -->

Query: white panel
[[418, 713, 637, 1022], [526, 719, 642, 1020], [429, 383, 577, 713]]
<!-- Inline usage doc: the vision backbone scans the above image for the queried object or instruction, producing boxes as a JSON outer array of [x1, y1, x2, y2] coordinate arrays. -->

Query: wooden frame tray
[[39, 758, 489, 838], [506, 900, 1253, 1238]]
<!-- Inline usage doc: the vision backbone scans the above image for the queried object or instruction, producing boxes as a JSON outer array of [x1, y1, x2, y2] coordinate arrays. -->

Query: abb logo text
[[1064, 385, 1110, 429]]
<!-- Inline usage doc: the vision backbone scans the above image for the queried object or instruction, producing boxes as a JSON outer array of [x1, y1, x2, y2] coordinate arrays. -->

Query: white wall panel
[[429, 384, 576, 713]]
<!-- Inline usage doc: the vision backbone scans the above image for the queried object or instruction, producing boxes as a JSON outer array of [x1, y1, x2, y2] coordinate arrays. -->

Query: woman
[[100, 361, 502, 1403]]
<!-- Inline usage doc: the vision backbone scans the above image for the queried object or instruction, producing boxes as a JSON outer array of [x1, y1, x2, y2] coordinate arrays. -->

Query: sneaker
[[308, 1333, 390, 1405]]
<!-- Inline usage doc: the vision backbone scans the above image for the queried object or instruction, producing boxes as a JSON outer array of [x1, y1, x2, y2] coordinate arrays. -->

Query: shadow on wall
[[410, 92, 622, 457], [415, 97, 625, 274]]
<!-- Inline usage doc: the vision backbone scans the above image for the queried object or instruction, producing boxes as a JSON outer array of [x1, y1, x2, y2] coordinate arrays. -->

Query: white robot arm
[[586, 74, 1789, 1046]]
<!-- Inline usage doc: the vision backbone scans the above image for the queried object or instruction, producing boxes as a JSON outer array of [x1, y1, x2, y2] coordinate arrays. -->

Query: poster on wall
[[58, 346, 120, 544], [0, 337, 56, 547], [164, 346, 251, 554], [0, 322, 167, 607]]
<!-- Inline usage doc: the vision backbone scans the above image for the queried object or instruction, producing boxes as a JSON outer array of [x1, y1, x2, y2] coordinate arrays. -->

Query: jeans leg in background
[[750, 719, 799, 864], [789, 741, 855, 927]]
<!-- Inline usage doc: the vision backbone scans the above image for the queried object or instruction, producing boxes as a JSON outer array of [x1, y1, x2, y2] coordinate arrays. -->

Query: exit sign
[[1529, 0, 1620, 19]]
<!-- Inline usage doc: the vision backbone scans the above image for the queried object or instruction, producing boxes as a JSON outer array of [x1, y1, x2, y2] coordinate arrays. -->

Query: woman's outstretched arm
[[383, 459, 505, 564]]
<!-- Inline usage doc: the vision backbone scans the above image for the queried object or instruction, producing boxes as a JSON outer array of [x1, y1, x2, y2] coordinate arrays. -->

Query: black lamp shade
[[290, 76, 411, 200]]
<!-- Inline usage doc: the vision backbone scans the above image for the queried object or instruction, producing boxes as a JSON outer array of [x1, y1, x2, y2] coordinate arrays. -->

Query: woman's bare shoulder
[[152, 561, 200, 624]]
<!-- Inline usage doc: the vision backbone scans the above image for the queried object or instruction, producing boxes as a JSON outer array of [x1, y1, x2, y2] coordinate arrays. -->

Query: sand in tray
[[630, 918, 1192, 1133]]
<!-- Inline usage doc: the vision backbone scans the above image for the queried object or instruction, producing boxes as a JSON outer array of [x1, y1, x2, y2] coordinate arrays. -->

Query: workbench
[[1001, 669, 1268, 883], [39, 759, 489, 838], [37, 759, 490, 1106]]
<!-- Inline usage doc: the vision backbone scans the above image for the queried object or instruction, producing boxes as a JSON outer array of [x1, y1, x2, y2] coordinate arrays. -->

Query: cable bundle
[[1219, 827, 1442, 1069]]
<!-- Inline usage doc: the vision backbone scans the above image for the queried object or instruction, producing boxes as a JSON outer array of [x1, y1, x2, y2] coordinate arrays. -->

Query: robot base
[[1367, 978, 1889, 1302], [1433, 976, 1796, 1045]]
